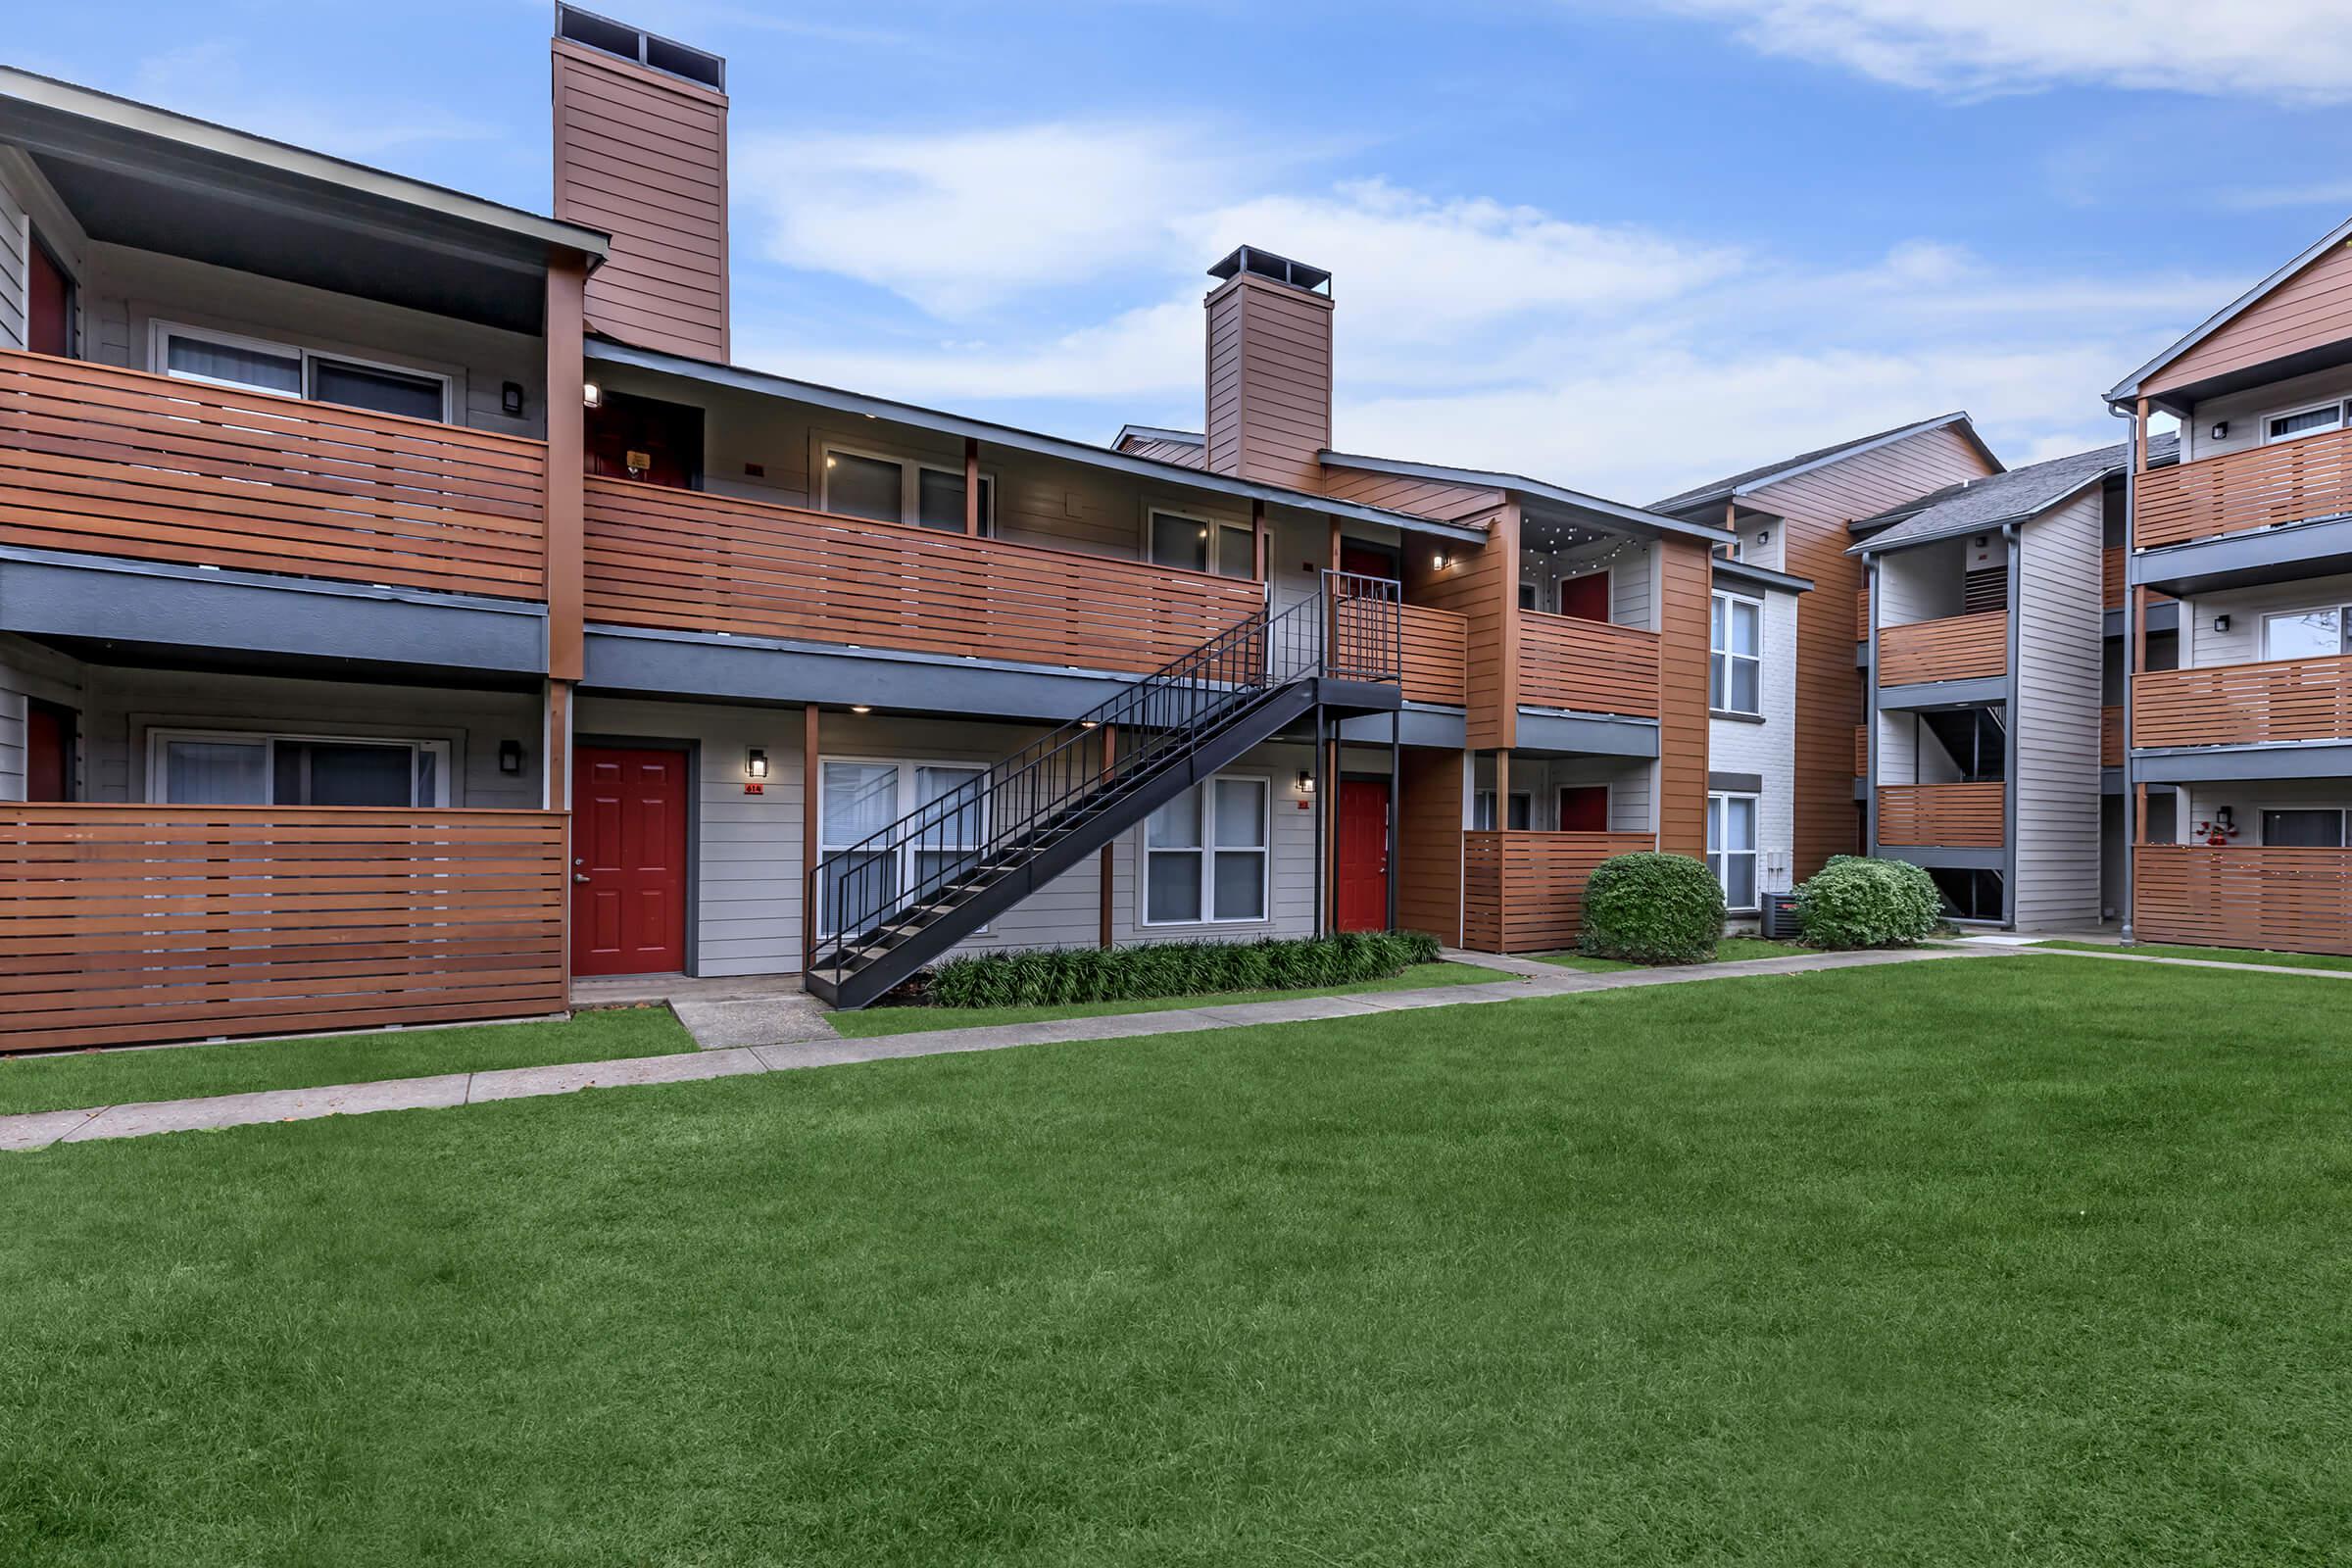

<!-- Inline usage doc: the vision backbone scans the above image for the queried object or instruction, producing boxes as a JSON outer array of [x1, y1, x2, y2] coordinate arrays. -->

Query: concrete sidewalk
[[3, 945, 1985, 1152]]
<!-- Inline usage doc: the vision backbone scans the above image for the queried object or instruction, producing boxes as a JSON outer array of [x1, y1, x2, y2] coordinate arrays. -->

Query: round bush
[[1578, 852, 1725, 965], [1793, 856, 1940, 949]]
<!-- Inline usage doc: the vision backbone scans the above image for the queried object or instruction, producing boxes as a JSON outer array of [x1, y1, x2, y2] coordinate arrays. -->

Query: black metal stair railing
[[808, 570, 1401, 987]]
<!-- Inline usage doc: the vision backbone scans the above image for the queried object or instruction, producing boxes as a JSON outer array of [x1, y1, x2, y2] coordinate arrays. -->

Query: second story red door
[[572, 746, 689, 977], [26, 236, 72, 358], [25, 701, 73, 801], [1557, 785, 1610, 833], [586, 391, 704, 489], [1557, 571, 1610, 622], [1336, 778, 1392, 932]]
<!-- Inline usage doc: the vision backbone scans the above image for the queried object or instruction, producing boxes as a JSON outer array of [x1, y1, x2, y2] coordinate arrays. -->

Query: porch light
[[850, 705, 871, 713], [1433, 552, 1448, 570], [581, 381, 602, 409], [2212, 614, 2230, 634], [746, 748, 768, 780], [1296, 770, 1315, 795], [502, 381, 525, 417], [2211, 421, 2229, 440], [498, 739, 524, 775], [2216, 806, 2234, 832]]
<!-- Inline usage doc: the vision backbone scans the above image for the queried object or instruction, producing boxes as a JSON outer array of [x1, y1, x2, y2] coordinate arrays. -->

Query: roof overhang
[[1848, 475, 2107, 558], [1320, 450, 1732, 545], [1712, 559, 1814, 595], [2107, 218, 2352, 409], [1651, 412, 2002, 518], [587, 339, 1491, 544], [1113, 423, 1203, 449]]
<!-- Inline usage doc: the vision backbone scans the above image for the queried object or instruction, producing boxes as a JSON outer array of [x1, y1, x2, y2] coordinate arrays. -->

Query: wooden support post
[[963, 437, 982, 536], [1099, 724, 1116, 949], [1494, 749, 1511, 816], [547, 677, 573, 997], [1328, 516, 1343, 571], [1251, 499, 1267, 582], [544, 258, 587, 683], [802, 704, 820, 971]]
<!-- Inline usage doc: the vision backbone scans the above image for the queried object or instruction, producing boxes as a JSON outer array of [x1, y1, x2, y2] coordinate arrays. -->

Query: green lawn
[[1540, 935, 1814, 972], [0, 1007, 693, 1117], [6, 956, 2350, 1565], [2038, 938, 2352, 975], [830, 960, 1495, 1037]]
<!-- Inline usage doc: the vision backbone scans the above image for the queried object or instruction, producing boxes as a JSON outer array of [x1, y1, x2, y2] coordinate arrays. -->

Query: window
[[815, 759, 989, 935], [821, 446, 994, 534], [152, 322, 453, 421], [2265, 401, 2349, 444], [1711, 591, 1762, 714], [1473, 790, 1533, 831], [2263, 607, 2348, 662], [1707, 794, 1759, 910], [149, 731, 447, 807], [1149, 510, 1255, 577], [1143, 774, 1268, 924], [2261, 808, 2347, 848]]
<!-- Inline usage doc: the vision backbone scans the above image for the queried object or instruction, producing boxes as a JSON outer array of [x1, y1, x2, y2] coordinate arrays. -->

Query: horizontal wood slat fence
[[1398, 603, 1468, 706], [1855, 725, 1868, 777], [0, 351, 549, 599], [1462, 830, 1657, 953], [2136, 430, 2352, 550], [2102, 705, 2125, 768], [0, 807, 568, 1052], [2103, 547, 2173, 611], [1878, 611, 2007, 686], [2133, 656, 2352, 748], [1876, 783, 2004, 848], [1516, 612, 1660, 717], [584, 475, 1267, 675], [2134, 845, 2352, 956], [1856, 586, 1869, 642]]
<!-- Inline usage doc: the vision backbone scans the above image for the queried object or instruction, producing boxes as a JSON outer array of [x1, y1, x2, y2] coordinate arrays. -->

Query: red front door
[[1336, 778, 1392, 932], [571, 746, 689, 977], [26, 237, 71, 359], [25, 701, 72, 801], [1557, 785, 1610, 833], [1340, 543, 1396, 581], [1557, 571, 1610, 622]]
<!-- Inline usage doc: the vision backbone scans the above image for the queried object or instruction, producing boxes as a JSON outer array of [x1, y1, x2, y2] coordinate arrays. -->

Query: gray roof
[[1845, 433, 2172, 556], [1319, 450, 1733, 545], [1648, 413, 1997, 514]]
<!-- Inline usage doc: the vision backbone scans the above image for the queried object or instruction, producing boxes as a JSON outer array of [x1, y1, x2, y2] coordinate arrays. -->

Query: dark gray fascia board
[[2102, 766, 2125, 796], [585, 340, 1489, 545], [1877, 844, 2006, 871], [2130, 514, 2352, 596], [1318, 450, 1734, 546], [2134, 742, 2352, 784], [0, 67, 608, 267], [1337, 706, 1466, 748], [1877, 676, 2008, 711], [1515, 709, 1660, 759], [1711, 558, 1814, 596], [2106, 215, 2352, 405], [0, 547, 547, 673], [1113, 423, 1202, 448], [2104, 601, 2180, 639]]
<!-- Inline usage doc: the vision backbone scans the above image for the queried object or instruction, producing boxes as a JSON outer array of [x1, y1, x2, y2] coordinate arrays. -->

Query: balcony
[[1462, 830, 1658, 953], [2135, 845, 2352, 956], [1397, 603, 1468, 706], [2132, 656, 2352, 749], [0, 351, 550, 600], [2135, 428, 2352, 551], [1877, 783, 2003, 848], [1878, 612, 2006, 687], [582, 474, 1268, 676], [1516, 611, 1659, 717]]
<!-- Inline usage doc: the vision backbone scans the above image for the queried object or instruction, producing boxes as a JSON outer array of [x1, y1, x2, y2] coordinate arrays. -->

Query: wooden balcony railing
[[2103, 546, 2172, 612], [0, 350, 549, 600], [1877, 783, 2003, 848], [583, 475, 1268, 675], [2101, 705, 2125, 768], [1462, 830, 1658, 953], [2135, 845, 2352, 956], [2135, 427, 2352, 550], [1855, 586, 1870, 642], [0, 805, 567, 1051], [1878, 611, 2006, 686], [2132, 656, 2352, 748], [1516, 612, 1660, 717], [1399, 603, 1468, 706], [1854, 725, 1868, 777]]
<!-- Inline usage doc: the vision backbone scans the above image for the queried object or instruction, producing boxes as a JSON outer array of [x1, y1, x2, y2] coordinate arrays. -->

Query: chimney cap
[[1208, 246, 1332, 297], [557, 3, 726, 92]]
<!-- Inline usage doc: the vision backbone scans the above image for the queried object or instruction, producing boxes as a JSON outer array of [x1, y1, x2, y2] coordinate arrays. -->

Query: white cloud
[[131, 43, 496, 158], [1652, 0, 2352, 103]]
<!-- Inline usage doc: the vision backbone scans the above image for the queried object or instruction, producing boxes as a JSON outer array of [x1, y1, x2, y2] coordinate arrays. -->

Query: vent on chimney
[[557, 3, 724, 91], [1208, 246, 1333, 297]]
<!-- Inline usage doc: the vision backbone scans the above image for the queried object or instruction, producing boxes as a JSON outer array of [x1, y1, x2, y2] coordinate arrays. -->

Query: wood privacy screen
[[1854, 725, 1868, 777], [1878, 612, 2006, 686], [0, 352, 550, 599], [1398, 603, 1468, 705], [1462, 830, 1657, 953], [1876, 783, 2003, 848], [2134, 846, 2352, 956], [1516, 612, 1660, 717], [2102, 547, 2171, 611], [2133, 657, 2352, 748], [2101, 706, 2125, 768], [584, 476, 1267, 675], [0, 807, 567, 1051], [2136, 429, 2352, 550], [1855, 586, 1870, 642]]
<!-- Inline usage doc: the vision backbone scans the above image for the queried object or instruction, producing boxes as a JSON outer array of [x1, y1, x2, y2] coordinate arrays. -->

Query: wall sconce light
[[1296, 770, 1315, 795], [502, 381, 525, 417], [1432, 552, 1448, 570], [581, 381, 602, 410], [746, 748, 768, 781], [498, 739, 523, 775], [2210, 421, 2229, 441], [850, 705, 871, 714], [2213, 613, 2231, 634], [2215, 806, 2235, 832]]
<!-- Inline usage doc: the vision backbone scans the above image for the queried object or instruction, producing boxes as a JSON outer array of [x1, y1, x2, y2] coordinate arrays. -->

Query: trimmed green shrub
[[1794, 856, 1941, 950], [1578, 853, 1725, 966], [924, 930, 1443, 1009]]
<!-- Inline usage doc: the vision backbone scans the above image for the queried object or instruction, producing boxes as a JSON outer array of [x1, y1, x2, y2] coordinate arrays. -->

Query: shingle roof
[[1647, 412, 1993, 514], [1845, 431, 2178, 555]]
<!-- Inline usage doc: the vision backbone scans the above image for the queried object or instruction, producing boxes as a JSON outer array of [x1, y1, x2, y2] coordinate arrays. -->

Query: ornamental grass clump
[[1576, 853, 1726, 966], [1793, 855, 1941, 949], [925, 930, 1442, 1009]]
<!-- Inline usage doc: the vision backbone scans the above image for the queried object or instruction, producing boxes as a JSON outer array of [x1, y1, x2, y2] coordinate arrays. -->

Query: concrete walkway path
[[3, 945, 1986, 1153], [1999, 942, 2352, 981]]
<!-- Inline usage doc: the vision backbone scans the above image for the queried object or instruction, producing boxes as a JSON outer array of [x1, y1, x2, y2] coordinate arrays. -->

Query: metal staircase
[[805, 570, 1403, 1008]]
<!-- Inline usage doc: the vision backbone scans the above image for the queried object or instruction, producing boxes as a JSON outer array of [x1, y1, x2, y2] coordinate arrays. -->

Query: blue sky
[[17, 1, 2352, 499]]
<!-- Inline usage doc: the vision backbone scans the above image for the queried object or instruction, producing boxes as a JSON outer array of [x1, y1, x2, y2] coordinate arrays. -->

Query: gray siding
[[2175, 569, 2352, 668], [0, 162, 24, 351], [1708, 584, 1797, 893], [0, 634, 87, 800], [2013, 494, 2105, 926]]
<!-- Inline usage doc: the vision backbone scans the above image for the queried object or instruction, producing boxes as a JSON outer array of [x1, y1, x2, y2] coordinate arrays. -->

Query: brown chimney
[[552, 5, 729, 362], [1203, 246, 1334, 491]]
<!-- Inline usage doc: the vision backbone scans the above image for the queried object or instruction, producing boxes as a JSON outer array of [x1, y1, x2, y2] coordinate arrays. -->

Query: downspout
[[1863, 553, 1881, 859], [2002, 520, 2022, 930], [2109, 399, 2138, 944]]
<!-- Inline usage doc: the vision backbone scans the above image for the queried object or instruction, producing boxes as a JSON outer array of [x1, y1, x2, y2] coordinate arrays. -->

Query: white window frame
[[1711, 589, 1764, 715], [1707, 792, 1761, 912], [2255, 804, 2350, 848], [819, 442, 996, 535], [145, 727, 452, 807], [1144, 505, 1255, 578], [2260, 605, 2350, 662], [1140, 770, 1272, 926], [149, 319, 454, 421], [2261, 399, 2349, 445], [815, 755, 993, 937], [1473, 789, 1535, 832]]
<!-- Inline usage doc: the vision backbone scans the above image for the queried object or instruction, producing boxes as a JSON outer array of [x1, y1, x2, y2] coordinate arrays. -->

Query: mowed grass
[[830, 960, 1494, 1037], [6, 956, 2351, 1565], [2038, 938, 2352, 974], [0, 1007, 693, 1117], [1540, 934, 1814, 972]]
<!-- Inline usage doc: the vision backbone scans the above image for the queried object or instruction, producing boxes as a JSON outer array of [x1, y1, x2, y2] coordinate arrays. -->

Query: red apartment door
[[1557, 786, 1609, 833], [24, 701, 73, 801], [585, 391, 703, 488], [571, 746, 689, 977], [1336, 778, 1392, 932], [1557, 572, 1609, 622], [26, 237, 71, 358]]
